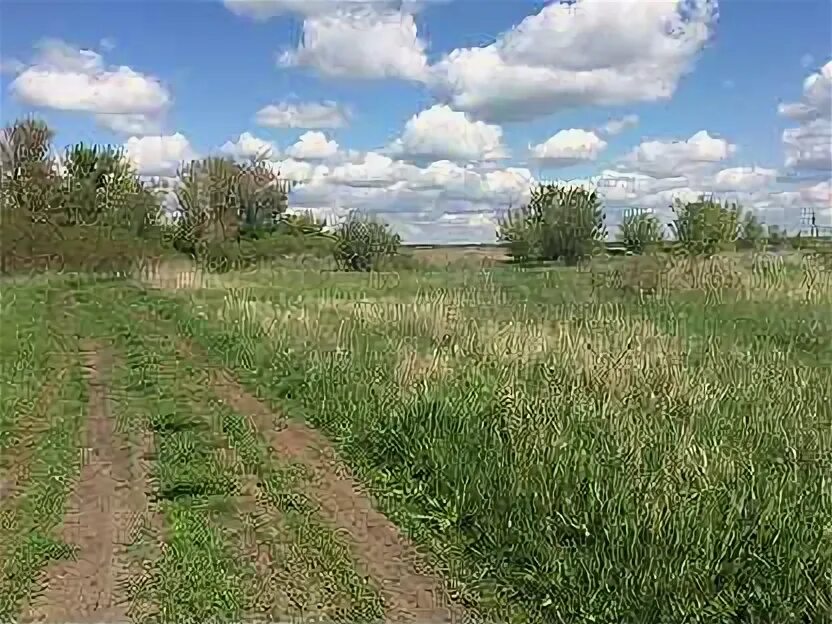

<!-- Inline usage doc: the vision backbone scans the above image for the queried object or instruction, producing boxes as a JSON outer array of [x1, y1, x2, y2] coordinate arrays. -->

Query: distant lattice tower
[[801, 206, 819, 238]]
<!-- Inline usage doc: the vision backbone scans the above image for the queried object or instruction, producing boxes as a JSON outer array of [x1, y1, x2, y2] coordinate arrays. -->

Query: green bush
[[670, 196, 741, 257], [738, 210, 766, 250], [333, 211, 401, 271], [767, 224, 787, 250], [498, 183, 606, 266], [618, 211, 664, 254], [0, 117, 64, 223]]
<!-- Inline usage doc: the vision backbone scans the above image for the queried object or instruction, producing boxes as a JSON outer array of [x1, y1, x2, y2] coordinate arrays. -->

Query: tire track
[[208, 368, 466, 623], [20, 345, 147, 623]]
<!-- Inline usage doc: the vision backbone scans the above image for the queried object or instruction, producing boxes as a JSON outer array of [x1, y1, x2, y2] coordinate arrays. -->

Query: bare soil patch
[[20, 345, 148, 623], [207, 368, 465, 623]]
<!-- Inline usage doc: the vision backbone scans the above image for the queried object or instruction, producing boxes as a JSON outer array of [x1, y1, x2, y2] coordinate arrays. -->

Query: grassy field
[[1, 249, 831, 623]]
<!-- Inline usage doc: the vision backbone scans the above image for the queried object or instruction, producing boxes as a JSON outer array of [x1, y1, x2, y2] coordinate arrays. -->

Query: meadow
[[1, 247, 830, 623]]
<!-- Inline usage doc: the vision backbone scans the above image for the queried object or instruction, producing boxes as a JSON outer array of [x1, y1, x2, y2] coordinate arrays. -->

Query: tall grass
[[132, 254, 831, 622]]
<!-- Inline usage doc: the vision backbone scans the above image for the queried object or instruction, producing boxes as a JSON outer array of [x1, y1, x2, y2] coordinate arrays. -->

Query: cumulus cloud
[[285, 131, 339, 160], [783, 119, 832, 172], [269, 157, 331, 183], [329, 151, 417, 187], [123, 133, 197, 177], [530, 128, 607, 167], [255, 101, 350, 129], [778, 60, 831, 123], [599, 114, 639, 136], [220, 132, 279, 160], [10, 39, 170, 118], [779, 61, 832, 172], [224, 0, 401, 19], [279, 8, 429, 81], [388, 104, 507, 162], [427, 0, 717, 122], [710, 166, 778, 192], [95, 113, 163, 136], [621, 130, 736, 179]]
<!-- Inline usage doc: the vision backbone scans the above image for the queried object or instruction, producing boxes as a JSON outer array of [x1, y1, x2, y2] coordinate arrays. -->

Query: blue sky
[[1, 0, 830, 243]]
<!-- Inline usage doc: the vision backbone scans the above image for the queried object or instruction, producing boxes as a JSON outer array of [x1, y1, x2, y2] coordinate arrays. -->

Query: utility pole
[[801, 207, 818, 238]]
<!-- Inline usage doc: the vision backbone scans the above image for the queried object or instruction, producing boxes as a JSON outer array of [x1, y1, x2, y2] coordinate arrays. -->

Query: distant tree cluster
[[1, 115, 405, 273], [497, 182, 796, 264]]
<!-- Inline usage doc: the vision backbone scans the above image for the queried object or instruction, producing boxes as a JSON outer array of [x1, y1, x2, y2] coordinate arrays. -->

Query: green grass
[[0, 287, 84, 623], [134, 252, 832, 623], [90, 289, 385, 623], [1, 251, 830, 623]]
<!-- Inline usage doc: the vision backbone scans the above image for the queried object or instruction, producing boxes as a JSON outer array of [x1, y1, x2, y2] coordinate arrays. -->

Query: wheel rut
[[21, 345, 148, 623]]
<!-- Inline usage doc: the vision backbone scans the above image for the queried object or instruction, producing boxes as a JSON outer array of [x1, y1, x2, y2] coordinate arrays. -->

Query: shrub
[[670, 196, 742, 257], [737, 210, 766, 250], [0, 117, 63, 222], [60, 142, 142, 227], [767, 224, 787, 250], [332, 211, 401, 271], [172, 156, 295, 254], [498, 183, 606, 266], [618, 211, 664, 254]]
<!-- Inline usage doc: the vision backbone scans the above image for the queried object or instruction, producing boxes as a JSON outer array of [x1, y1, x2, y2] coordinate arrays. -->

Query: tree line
[[497, 182, 806, 266], [2, 115, 818, 276], [0, 116, 403, 274]]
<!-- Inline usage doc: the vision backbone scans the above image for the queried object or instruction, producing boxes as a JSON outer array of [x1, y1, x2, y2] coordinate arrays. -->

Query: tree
[[669, 196, 741, 257], [767, 224, 786, 250], [172, 155, 296, 256], [497, 183, 606, 265], [739, 210, 766, 250], [236, 156, 292, 235], [333, 211, 401, 271], [618, 211, 664, 254], [0, 117, 62, 222], [61, 142, 137, 226]]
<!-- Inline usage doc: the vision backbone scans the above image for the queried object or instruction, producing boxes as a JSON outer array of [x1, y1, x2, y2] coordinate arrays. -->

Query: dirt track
[[21, 346, 146, 624], [208, 368, 465, 623]]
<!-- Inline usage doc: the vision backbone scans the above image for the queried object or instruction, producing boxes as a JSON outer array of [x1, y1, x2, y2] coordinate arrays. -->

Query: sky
[[1, 0, 830, 244]]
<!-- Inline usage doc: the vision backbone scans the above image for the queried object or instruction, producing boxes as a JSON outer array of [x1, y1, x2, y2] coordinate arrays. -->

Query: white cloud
[[224, 0, 399, 19], [269, 157, 330, 183], [254, 101, 350, 129], [599, 114, 639, 136], [710, 166, 778, 192], [328, 151, 417, 187], [279, 8, 429, 81], [95, 113, 162, 136], [622, 130, 737, 179], [802, 179, 832, 210], [779, 61, 832, 172], [778, 60, 831, 123], [285, 131, 339, 160], [220, 132, 279, 161], [783, 119, 831, 171], [530, 128, 607, 167], [428, 0, 716, 122], [388, 104, 507, 162], [10, 39, 170, 116], [124, 133, 197, 177]]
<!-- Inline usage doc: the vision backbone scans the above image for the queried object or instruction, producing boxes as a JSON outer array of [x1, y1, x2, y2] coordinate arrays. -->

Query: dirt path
[[208, 368, 465, 623], [21, 345, 146, 623]]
